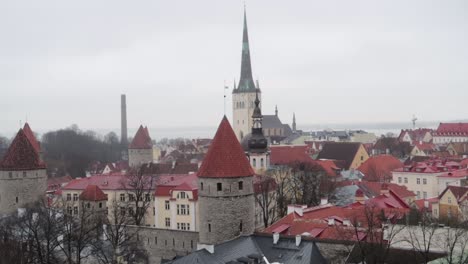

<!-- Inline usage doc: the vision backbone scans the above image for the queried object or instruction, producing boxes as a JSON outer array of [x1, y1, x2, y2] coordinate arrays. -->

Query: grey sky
[[1, 0, 467, 137]]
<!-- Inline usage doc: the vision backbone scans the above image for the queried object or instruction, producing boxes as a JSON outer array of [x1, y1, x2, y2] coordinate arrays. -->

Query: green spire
[[234, 7, 256, 93]]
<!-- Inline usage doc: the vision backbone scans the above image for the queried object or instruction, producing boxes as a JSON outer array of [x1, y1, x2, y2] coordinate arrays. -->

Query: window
[[404, 178, 408, 183], [165, 218, 170, 227], [448, 197, 452, 204], [8, 172, 12, 178], [153, 207, 155, 216], [191, 240, 194, 249], [252, 158, 256, 167], [260, 158, 264, 167], [423, 192, 427, 199], [99, 202, 102, 208], [180, 192, 186, 199], [201, 182, 204, 190], [155, 237, 158, 245], [73, 194, 78, 201], [129, 194, 135, 201], [217, 183, 222, 191], [187, 204, 190, 215], [165, 201, 170, 210], [67, 194, 71, 201], [361, 156, 364, 161], [120, 207, 126, 216], [177, 204, 187, 215], [238, 181, 243, 190], [67, 206, 72, 214], [398, 177, 402, 184], [120, 194, 125, 201], [417, 178, 421, 184], [145, 194, 151, 202], [187, 223, 190, 230], [208, 223, 211, 232], [423, 178, 427, 185], [239, 220, 243, 232], [73, 206, 78, 215], [16, 197, 18, 203], [86, 203, 90, 209]]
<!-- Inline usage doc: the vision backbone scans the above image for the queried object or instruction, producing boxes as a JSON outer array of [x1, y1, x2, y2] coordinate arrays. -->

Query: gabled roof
[[358, 155, 403, 182], [358, 181, 415, 199], [129, 125, 152, 149], [197, 116, 254, 178], [0, 128, 45, 170], [317, 142, 364, 169], [439, 186, 468, 203], [79, 185, 108, 201], [262, 115, 284, 129], [23, 123, 41, 153]]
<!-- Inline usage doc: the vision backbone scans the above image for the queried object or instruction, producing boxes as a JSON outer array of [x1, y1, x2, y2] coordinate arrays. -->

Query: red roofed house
[[357, 181, 416, 205], [270, 145, 313, 165], [77, 185, 108, 218], [0, 125, 47, 215], [410, 142, 437, 157], [197, 116, 256, 246], [128, 125, 154, 167], [358, 155, 403, 182], [392, 159, 463, 199], [263, 188, 410, 243], [437, 168, 468, 195], [433, 123, 468, 145]]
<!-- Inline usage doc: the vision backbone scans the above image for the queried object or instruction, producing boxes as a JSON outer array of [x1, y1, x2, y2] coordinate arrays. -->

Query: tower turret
[[197, 116, 255, 247]]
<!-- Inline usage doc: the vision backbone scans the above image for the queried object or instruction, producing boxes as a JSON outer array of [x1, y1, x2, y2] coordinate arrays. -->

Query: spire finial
[[275, 105, 278, 116], [236, 2, 255, 93]]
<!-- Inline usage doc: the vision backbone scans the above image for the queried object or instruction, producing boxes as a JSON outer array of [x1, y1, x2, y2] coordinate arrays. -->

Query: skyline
[[2, 0, 468, 135]]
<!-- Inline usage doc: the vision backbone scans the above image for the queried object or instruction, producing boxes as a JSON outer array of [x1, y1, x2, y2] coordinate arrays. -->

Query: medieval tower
[[0, 123, 47, 215], [128, 125, 153, 167], [232, 8, 261, 141], [197, 116, 255, 247]]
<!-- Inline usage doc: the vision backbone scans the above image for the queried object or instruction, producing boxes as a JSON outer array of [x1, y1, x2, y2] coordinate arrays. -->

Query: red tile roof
[[315, 159, 342, 177], [154, 173, 199, 200], [0, 129, 45, 170], [435, 123, 468, 136], [23, 123, 41, 153], [197, 116, 254, 178], [79, 185, 108, 201], [398, 128, 433, 142], [316, 142, 365, 170], [414, 197, 439, 213], [129, 125, 152, 149], [358, 155, 403, 182], [270, 145, 314, 165], [358, 181, 415, 199], [437, 168, 468, 178]]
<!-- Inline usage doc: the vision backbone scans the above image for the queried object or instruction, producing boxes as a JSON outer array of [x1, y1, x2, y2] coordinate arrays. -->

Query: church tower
[[232, 8, 261, 141], [246, 92, 270, 172], [197, 116, 255, 248]]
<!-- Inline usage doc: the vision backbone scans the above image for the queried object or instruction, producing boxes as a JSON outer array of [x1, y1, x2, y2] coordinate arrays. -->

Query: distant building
[[436, 185, 468, 221], [433, 123, 468, 144], [316, 142, 369, 170], [446, 142, 468, 158], [398, 128, 433, 144], [357, 155, 403, 182], [0, 124, 47, 215]]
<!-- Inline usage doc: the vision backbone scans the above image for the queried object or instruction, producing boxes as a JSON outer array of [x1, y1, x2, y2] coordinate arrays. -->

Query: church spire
[[234, 7, 256, 93]]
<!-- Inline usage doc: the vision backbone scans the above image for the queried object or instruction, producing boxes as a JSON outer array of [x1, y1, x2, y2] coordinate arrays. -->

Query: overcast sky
[[1, 0, 467, 137]]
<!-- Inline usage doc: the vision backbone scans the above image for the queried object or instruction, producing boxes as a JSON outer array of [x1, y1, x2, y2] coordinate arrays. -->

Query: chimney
[[343, 219, 351, 226], [273, 233, 280, 245], [287, 204, 306, 216], [295, 235, 302, 247], [121, 94, 128, 147], [328, 218, 335, 226], [320, 197, 328, 205]]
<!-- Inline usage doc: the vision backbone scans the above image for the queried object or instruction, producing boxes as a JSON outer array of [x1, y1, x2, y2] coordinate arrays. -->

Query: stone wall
[[0, 169, 47, 215], [133, 226, 199, 264], [128, 148, 153, 168], [198, 176, 255, 245]]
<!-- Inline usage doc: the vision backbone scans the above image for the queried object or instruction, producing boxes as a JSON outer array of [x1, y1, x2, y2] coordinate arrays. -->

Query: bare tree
[[267, 166, 292, 218], [254, 175, 277, 228], [290, 161, 330, 207], [122, 168, 155, 226], [92, 200, 148, 264]]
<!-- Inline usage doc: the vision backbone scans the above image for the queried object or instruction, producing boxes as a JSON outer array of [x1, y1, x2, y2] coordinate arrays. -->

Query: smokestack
[[121, 94, 128, 146]]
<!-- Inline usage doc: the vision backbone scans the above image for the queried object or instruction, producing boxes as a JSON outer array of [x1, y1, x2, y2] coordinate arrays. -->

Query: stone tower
[[128, 125, 153, 168], [245, 92, 270, 172], [0, 125, 47, 215], [232, 8, 261, 141], [197, 116, 255, 247]]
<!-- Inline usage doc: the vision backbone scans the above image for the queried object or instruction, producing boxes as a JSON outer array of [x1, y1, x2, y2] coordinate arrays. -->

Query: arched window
[[200, 182, 204, 190], [260, 158, 264, 167], [252, 158, 257, 167]]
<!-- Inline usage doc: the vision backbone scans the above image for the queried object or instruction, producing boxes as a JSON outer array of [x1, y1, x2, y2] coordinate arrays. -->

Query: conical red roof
[[0, 129, 45, 170], [23, 123, 41, 153], [197, 116, 254, 178], [129, 125, 152, 149], [79, 185, 108, 201]]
